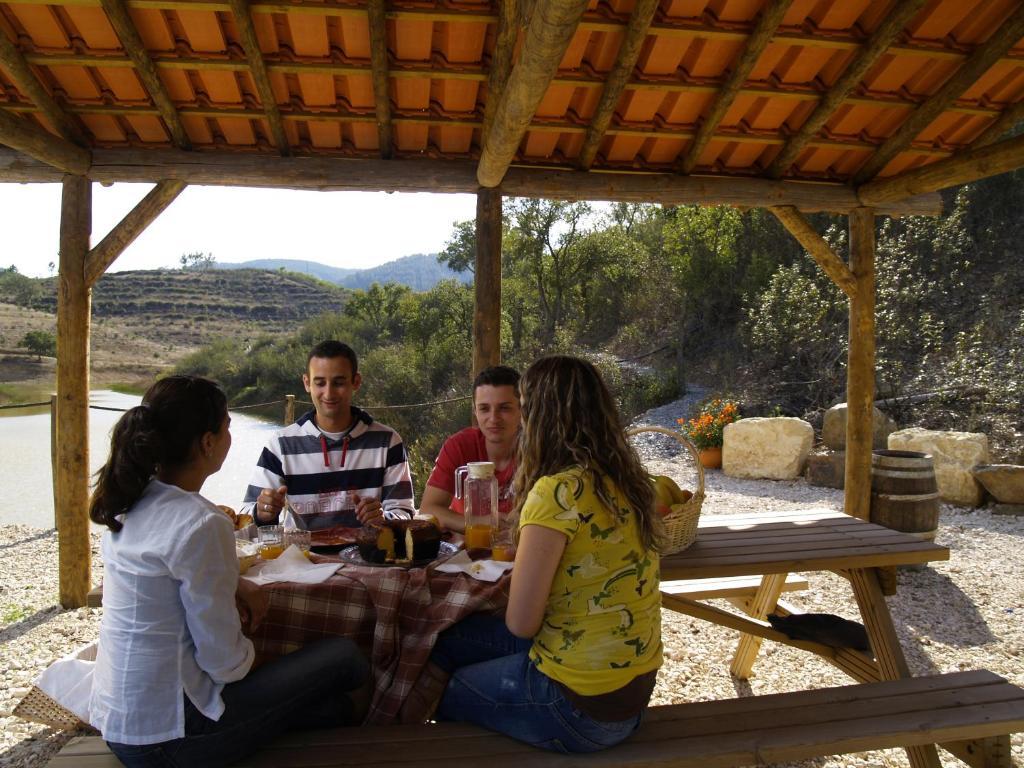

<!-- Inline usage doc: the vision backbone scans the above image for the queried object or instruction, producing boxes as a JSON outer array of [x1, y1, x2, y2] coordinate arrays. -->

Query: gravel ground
[[2, 394, 1021, 767]]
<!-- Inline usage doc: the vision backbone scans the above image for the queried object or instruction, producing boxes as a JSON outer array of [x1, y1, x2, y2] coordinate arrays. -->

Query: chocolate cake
[[357, 518, 442, 564]]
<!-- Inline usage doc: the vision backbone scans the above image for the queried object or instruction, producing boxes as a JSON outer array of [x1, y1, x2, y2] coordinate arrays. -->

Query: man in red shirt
[[421, 366, 521, 532]]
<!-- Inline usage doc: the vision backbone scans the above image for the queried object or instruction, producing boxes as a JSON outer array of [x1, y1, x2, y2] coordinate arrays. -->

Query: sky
[[1, 183, 480, 277]]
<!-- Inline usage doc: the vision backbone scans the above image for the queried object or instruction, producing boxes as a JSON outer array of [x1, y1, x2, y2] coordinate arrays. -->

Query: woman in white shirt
[[89, 375, 369, 768]]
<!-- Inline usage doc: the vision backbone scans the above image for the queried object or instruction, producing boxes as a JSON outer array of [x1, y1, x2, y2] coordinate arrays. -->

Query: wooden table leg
[[849, 568, 942, 768], [729, 573, 787, 679]]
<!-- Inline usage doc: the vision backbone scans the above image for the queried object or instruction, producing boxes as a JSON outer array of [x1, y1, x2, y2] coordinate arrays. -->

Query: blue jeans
[[431, 614, 643, 753], [108, 636, 369, 768]]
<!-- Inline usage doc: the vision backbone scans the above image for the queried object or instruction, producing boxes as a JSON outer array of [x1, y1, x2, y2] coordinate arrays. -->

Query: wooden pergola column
[[472, 187, 502, 375], [56, 174, 92, 608], [845, 207, 876, 520]]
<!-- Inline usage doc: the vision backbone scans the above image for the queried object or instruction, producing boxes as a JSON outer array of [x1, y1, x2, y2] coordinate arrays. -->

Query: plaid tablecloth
[[238, 559, 510, 725]]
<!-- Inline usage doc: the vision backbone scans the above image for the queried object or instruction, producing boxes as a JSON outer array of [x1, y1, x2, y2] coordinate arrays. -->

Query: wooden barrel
[[870, 450, 940, 549]]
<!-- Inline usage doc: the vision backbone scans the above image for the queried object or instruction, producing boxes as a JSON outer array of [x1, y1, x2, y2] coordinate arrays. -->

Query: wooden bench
[[661, 574, 808, 602], [48, 670, 1024, 768]]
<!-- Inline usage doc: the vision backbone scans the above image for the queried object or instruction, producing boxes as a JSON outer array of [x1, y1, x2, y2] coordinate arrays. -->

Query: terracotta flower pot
[[698, 446, 722, 469]]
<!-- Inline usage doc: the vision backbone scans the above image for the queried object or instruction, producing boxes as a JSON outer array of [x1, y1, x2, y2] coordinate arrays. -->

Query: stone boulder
[[971, 465, 1024, 505], [887, 428, 990, 507], [723, 417, 814, 480], [805, 449, 845, 489], [821, 402, 896, 450]]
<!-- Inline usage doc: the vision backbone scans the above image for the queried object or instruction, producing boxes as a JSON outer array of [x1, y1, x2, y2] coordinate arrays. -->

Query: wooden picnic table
[[660, 507, 952, 768]]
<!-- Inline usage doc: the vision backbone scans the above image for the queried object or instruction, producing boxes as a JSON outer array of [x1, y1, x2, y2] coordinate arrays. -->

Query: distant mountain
[[216, 259, 357, 284], [339, 253, 471, 291], [217, 254, 471, 292]]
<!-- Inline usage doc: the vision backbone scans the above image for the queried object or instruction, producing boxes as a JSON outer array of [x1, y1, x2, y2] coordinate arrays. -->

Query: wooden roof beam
[[859, 132, 1024, 206], [970, 101, 1024, 149], [477, 0, 589, 187], [480, 0, 517, 148], [577, 0, 658, 170], [99, 0, 191, 150], [766, 0, 928, 179], [852, 4, 1024, 185], [0, 147, 941, 217], [367, 0, 392, 159], [85, 180, 186, 286], [0, 31, 87, 144], [0, 108, 90, 174], [227, 0, 289, 155], [677, 0, 793, 175], [769, 205, 856, 297]]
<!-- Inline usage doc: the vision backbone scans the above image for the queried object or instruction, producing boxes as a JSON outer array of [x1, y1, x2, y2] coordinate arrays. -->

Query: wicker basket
[[11, 686, 90, 731], [627, 426, 705, 554]]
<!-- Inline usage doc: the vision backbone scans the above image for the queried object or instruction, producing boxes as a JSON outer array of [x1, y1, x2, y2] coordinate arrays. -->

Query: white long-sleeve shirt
[[89, 480, 254, 745]]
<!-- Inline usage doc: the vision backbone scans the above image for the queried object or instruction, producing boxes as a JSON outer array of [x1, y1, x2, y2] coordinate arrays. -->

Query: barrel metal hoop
[[874, 492, 941, 502]]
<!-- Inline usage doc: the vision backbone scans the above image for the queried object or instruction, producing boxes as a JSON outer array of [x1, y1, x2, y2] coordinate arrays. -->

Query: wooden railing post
[[284, 394, 295, 425], [50, 394, 58, 527], [845, 207, 876, 520]]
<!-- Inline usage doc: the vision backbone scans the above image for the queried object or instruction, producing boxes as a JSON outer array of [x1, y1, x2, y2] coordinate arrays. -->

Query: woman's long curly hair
[[89, 375, 227, 532], [512, 355, 666, 553]]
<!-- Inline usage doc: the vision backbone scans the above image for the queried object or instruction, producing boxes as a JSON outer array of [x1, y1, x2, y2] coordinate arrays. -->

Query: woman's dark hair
[[89, 375, 228, 532]]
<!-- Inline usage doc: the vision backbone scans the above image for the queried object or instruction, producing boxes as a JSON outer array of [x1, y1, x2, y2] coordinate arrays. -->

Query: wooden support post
[[86, 180, 186, 286], [472, 187, 502, 375], [858, 133, 1024, 207], [769, 206, 857, 298], [0, 108, 91, 175], [56, 174, 92, 609], [845, 207, 875, 521], [729, 572, 787, 678], [849, 568, 942, 768], [284, 394, 295, 425]]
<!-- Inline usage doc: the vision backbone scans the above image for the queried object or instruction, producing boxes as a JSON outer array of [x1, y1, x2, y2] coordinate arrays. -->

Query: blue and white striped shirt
[[242, 407, 414, 529]]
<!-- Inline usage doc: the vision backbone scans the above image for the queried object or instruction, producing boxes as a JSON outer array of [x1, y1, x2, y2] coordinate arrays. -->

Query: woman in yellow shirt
[[430, 355, 666, 752]]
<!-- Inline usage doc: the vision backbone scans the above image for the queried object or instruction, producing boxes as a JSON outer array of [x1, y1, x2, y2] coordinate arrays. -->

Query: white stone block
[[723, 417, 814, 480], [887, 428, 989, 507]]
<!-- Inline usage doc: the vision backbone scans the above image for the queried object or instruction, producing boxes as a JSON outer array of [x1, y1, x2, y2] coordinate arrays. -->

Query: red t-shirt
[[426, 427, 517, 516]]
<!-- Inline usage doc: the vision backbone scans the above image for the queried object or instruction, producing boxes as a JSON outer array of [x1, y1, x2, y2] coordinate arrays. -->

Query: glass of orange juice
[[491, 528, 515, 562], [464, 524, 492, 552], [258, 525, 285, 560]]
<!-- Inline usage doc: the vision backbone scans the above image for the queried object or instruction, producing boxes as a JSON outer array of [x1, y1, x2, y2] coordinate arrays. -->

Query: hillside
[[339, 253, 470, 290], [213, 254, 469, 291], [29, 268, 349, 347], [215, 258, 357, 283]]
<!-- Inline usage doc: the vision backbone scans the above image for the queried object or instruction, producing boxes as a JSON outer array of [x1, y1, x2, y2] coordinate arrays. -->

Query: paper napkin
[[241, 544, 342, 585], [435, 550, 513, 582]]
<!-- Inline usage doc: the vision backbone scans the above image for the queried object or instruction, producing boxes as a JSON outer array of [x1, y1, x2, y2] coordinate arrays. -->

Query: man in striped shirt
[[243, 340, 415, 530]]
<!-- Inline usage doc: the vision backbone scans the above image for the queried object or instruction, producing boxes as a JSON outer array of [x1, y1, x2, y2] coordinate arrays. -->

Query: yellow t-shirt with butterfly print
[[518, 467, 662, 696]]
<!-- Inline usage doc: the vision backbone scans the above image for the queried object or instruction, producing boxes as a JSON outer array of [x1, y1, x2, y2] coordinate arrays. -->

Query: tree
[[180, 251, 215, 271], [21, 330, 57, 360]]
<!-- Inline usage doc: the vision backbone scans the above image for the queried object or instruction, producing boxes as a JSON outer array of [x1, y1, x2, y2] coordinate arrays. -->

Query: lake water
[[0, 390, 281, 528]]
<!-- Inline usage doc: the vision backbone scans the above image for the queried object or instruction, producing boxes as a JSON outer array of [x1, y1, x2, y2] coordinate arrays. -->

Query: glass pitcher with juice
[[455, 461, 497, 554]]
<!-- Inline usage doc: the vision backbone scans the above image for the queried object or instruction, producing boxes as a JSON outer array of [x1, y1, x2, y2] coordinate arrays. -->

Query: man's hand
[[255, 485, 288, 523], [353, 492, 384, 525]]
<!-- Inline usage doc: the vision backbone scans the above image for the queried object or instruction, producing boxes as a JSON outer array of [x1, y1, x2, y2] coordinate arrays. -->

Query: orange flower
[[679, 398, 741, 449]]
